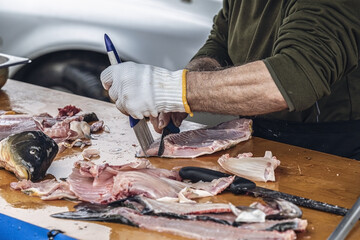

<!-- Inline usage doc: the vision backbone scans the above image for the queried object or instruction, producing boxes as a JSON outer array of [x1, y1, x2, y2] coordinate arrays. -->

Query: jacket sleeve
[[264, 0, 360, 111], [191, 1, 233, 67]]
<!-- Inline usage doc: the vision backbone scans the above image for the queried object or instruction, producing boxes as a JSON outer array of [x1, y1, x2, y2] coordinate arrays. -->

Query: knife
[[157, 119, 180, 157], [179, 166, 349, 216], [0, 53, 31, 69], [104, 34, 154, 155]]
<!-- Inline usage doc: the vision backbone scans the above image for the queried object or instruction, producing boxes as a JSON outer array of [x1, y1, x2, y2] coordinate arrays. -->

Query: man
[[101, 0, 360, 159]]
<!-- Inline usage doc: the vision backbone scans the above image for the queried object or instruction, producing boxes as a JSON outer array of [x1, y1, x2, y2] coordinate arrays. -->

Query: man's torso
[[226, 0, 360, 123]]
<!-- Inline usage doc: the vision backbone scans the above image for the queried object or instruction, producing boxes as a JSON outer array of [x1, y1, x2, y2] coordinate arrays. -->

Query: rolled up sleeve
[[265, 0, 360, 111], [192, 1, 233, 67]]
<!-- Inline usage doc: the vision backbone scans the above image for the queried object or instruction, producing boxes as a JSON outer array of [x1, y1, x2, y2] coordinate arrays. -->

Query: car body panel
[[0, 0, 222, 72], [0, 0, 236, 126]]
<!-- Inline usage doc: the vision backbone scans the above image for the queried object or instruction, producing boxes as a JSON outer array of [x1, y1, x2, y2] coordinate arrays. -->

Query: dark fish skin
[[82, 112, 99, 123], [0, 131, 58, 181], [263, 198, 303, 220], [51, 201, 139, 227], [51, 197, 306, 237], [266, 222, 298, 232], [53, 196, 250, 226]]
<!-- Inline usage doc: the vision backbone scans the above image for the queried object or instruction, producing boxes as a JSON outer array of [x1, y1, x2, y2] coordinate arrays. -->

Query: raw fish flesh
[[218, 151, 280, 182], [0, 105, 103, 151], [52, 196, 307, 240], [10, 159, 233, 203], [142, 118, 252, 158]]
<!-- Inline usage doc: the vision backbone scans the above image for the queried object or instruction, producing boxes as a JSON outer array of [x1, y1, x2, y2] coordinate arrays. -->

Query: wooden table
[[1, 80, 360, 240]]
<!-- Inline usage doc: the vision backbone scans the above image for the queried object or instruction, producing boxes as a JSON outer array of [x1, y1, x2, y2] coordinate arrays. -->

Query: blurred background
[[0, 0, 237, 125]]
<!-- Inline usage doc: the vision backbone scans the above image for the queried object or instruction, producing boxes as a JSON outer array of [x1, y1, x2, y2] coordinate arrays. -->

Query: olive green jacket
[[193, 0, 360, 122]]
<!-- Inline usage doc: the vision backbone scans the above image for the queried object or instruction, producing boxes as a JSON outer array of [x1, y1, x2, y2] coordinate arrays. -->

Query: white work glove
[[100, 62, 191, 119]]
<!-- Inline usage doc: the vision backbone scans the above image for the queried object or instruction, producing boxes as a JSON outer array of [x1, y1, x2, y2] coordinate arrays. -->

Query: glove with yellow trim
[[100, 62, 192, 119]]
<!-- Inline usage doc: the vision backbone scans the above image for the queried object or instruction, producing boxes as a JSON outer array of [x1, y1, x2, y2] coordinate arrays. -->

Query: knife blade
[[104, 34, 154, 155], [179, 166, 349, 216], [157, 120, 180, 157], [0, 53, 31, 69]]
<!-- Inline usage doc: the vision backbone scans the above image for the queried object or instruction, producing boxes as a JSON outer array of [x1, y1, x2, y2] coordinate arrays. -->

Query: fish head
[[263, 197, 303, 219], [5, 131, 58, 181]]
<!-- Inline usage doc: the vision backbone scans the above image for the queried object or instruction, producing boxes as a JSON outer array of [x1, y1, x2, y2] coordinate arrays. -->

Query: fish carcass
[[142, 118, 252, 158], [33, 105, 102, 144], [0, 105, 104, 150], [10, 159, 234, 203], [52, 195, 307, 240], [53, 207, 297, 240]]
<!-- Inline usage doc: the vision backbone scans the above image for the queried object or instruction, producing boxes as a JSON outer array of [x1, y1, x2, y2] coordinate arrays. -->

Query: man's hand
[[100, 62, 187, 119], [150, 112, 188, 134], [145, 57, 220, 133], [147, 57, 221, 132]]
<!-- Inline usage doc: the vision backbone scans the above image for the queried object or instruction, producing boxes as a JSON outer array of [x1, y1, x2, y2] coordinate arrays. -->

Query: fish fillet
[[218, 151, 280, 182], [142, 118, 252, 158]]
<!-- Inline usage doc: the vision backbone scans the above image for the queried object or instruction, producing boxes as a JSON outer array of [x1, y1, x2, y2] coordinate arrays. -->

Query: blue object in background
[[0, 213, 76, 240]]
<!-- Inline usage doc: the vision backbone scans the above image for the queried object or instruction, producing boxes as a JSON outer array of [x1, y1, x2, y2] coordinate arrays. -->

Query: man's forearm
[[185, 57, 221, 71], [186, 60, 288, 116]]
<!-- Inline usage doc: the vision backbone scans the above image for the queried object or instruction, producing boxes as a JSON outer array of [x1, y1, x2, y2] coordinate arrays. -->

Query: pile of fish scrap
[[51, 195, 306, 240], [10, 158, 233, 203], [0, 105, 105, 181], [10, 158, 307, 239]]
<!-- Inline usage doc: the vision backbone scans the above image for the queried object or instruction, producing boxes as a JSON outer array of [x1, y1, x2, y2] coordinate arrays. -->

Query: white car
[[0, 0, 222, 101]]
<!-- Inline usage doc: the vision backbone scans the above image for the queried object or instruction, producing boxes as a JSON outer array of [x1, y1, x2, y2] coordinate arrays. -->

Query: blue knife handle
[[157, 119, 180, 156], [166, 120, 180, 133], [104, 33, 121, 64], [104, 33, 139, 128], [129, 117, 140, 128]]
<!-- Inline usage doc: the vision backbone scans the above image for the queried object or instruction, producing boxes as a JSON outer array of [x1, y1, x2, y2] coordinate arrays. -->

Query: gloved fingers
[[131, 112, 144, 120], [149, 116, 162, 134], [141, 110, 159, 119], [149, 112, 171, 134], [158, 112, 171, 129], [150, 110, 159, 118], [102, 62, 184, 124], [108, 86, 119, 103], [171, 112, 188, 127], [115, 99, 128, 116], [125, 101, 147, 120], [142, 110, 152, 118], [125, 103, 144, 119], [100, 66, 115, 90]]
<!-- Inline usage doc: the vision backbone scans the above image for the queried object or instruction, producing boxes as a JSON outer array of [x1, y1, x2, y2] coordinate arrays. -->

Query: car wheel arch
[[12, 50, 118, 101]]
